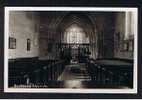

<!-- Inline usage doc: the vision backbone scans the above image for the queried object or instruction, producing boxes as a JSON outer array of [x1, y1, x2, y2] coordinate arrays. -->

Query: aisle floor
[[57, 63, 91, 88], [58, 63, 91, 81]]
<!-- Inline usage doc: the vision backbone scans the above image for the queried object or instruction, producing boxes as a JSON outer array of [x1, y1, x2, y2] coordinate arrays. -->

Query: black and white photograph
[[4, 7, 138, 93]]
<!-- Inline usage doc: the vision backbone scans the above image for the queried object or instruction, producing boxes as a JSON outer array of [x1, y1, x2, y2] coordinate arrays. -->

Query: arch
[[56, 12, 96, 43], [55, 12, 98, 59]]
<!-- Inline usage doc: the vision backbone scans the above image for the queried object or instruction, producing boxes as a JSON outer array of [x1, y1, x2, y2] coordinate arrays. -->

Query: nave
[[8, 10, 135, 89]]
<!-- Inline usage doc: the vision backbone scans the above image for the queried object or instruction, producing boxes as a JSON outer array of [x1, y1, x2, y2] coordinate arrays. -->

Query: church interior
[[8, 11, 135, 89]]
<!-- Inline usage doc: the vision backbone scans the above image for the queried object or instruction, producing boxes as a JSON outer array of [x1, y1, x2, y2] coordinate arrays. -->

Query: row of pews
[[8, 57, 133, 88], [87, 58, 133, 88], [9, 58, 65, 87]]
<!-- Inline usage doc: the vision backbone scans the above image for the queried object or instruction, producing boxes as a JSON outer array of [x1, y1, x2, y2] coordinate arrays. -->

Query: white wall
[[9, 11, 39, 59]]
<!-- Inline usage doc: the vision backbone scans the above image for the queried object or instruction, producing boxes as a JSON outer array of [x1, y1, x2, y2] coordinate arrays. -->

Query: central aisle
[[58, 63, 91, 81], [57, 63, 91, 88]]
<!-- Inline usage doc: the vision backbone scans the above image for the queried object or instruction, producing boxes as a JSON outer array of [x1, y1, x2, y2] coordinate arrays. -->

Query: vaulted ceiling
[[37, 11, 117, 43], [38, 12, 96, 34]]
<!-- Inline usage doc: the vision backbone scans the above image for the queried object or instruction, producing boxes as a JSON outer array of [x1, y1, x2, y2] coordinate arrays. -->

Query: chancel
[[8, 10, 135, 89]]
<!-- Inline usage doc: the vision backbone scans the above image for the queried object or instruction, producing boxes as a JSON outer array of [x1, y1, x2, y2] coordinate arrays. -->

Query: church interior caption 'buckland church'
[[8, 10, 135, 89]]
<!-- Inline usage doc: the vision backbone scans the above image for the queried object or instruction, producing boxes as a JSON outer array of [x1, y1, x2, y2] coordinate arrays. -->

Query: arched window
[[64, 24, 89, 44]]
